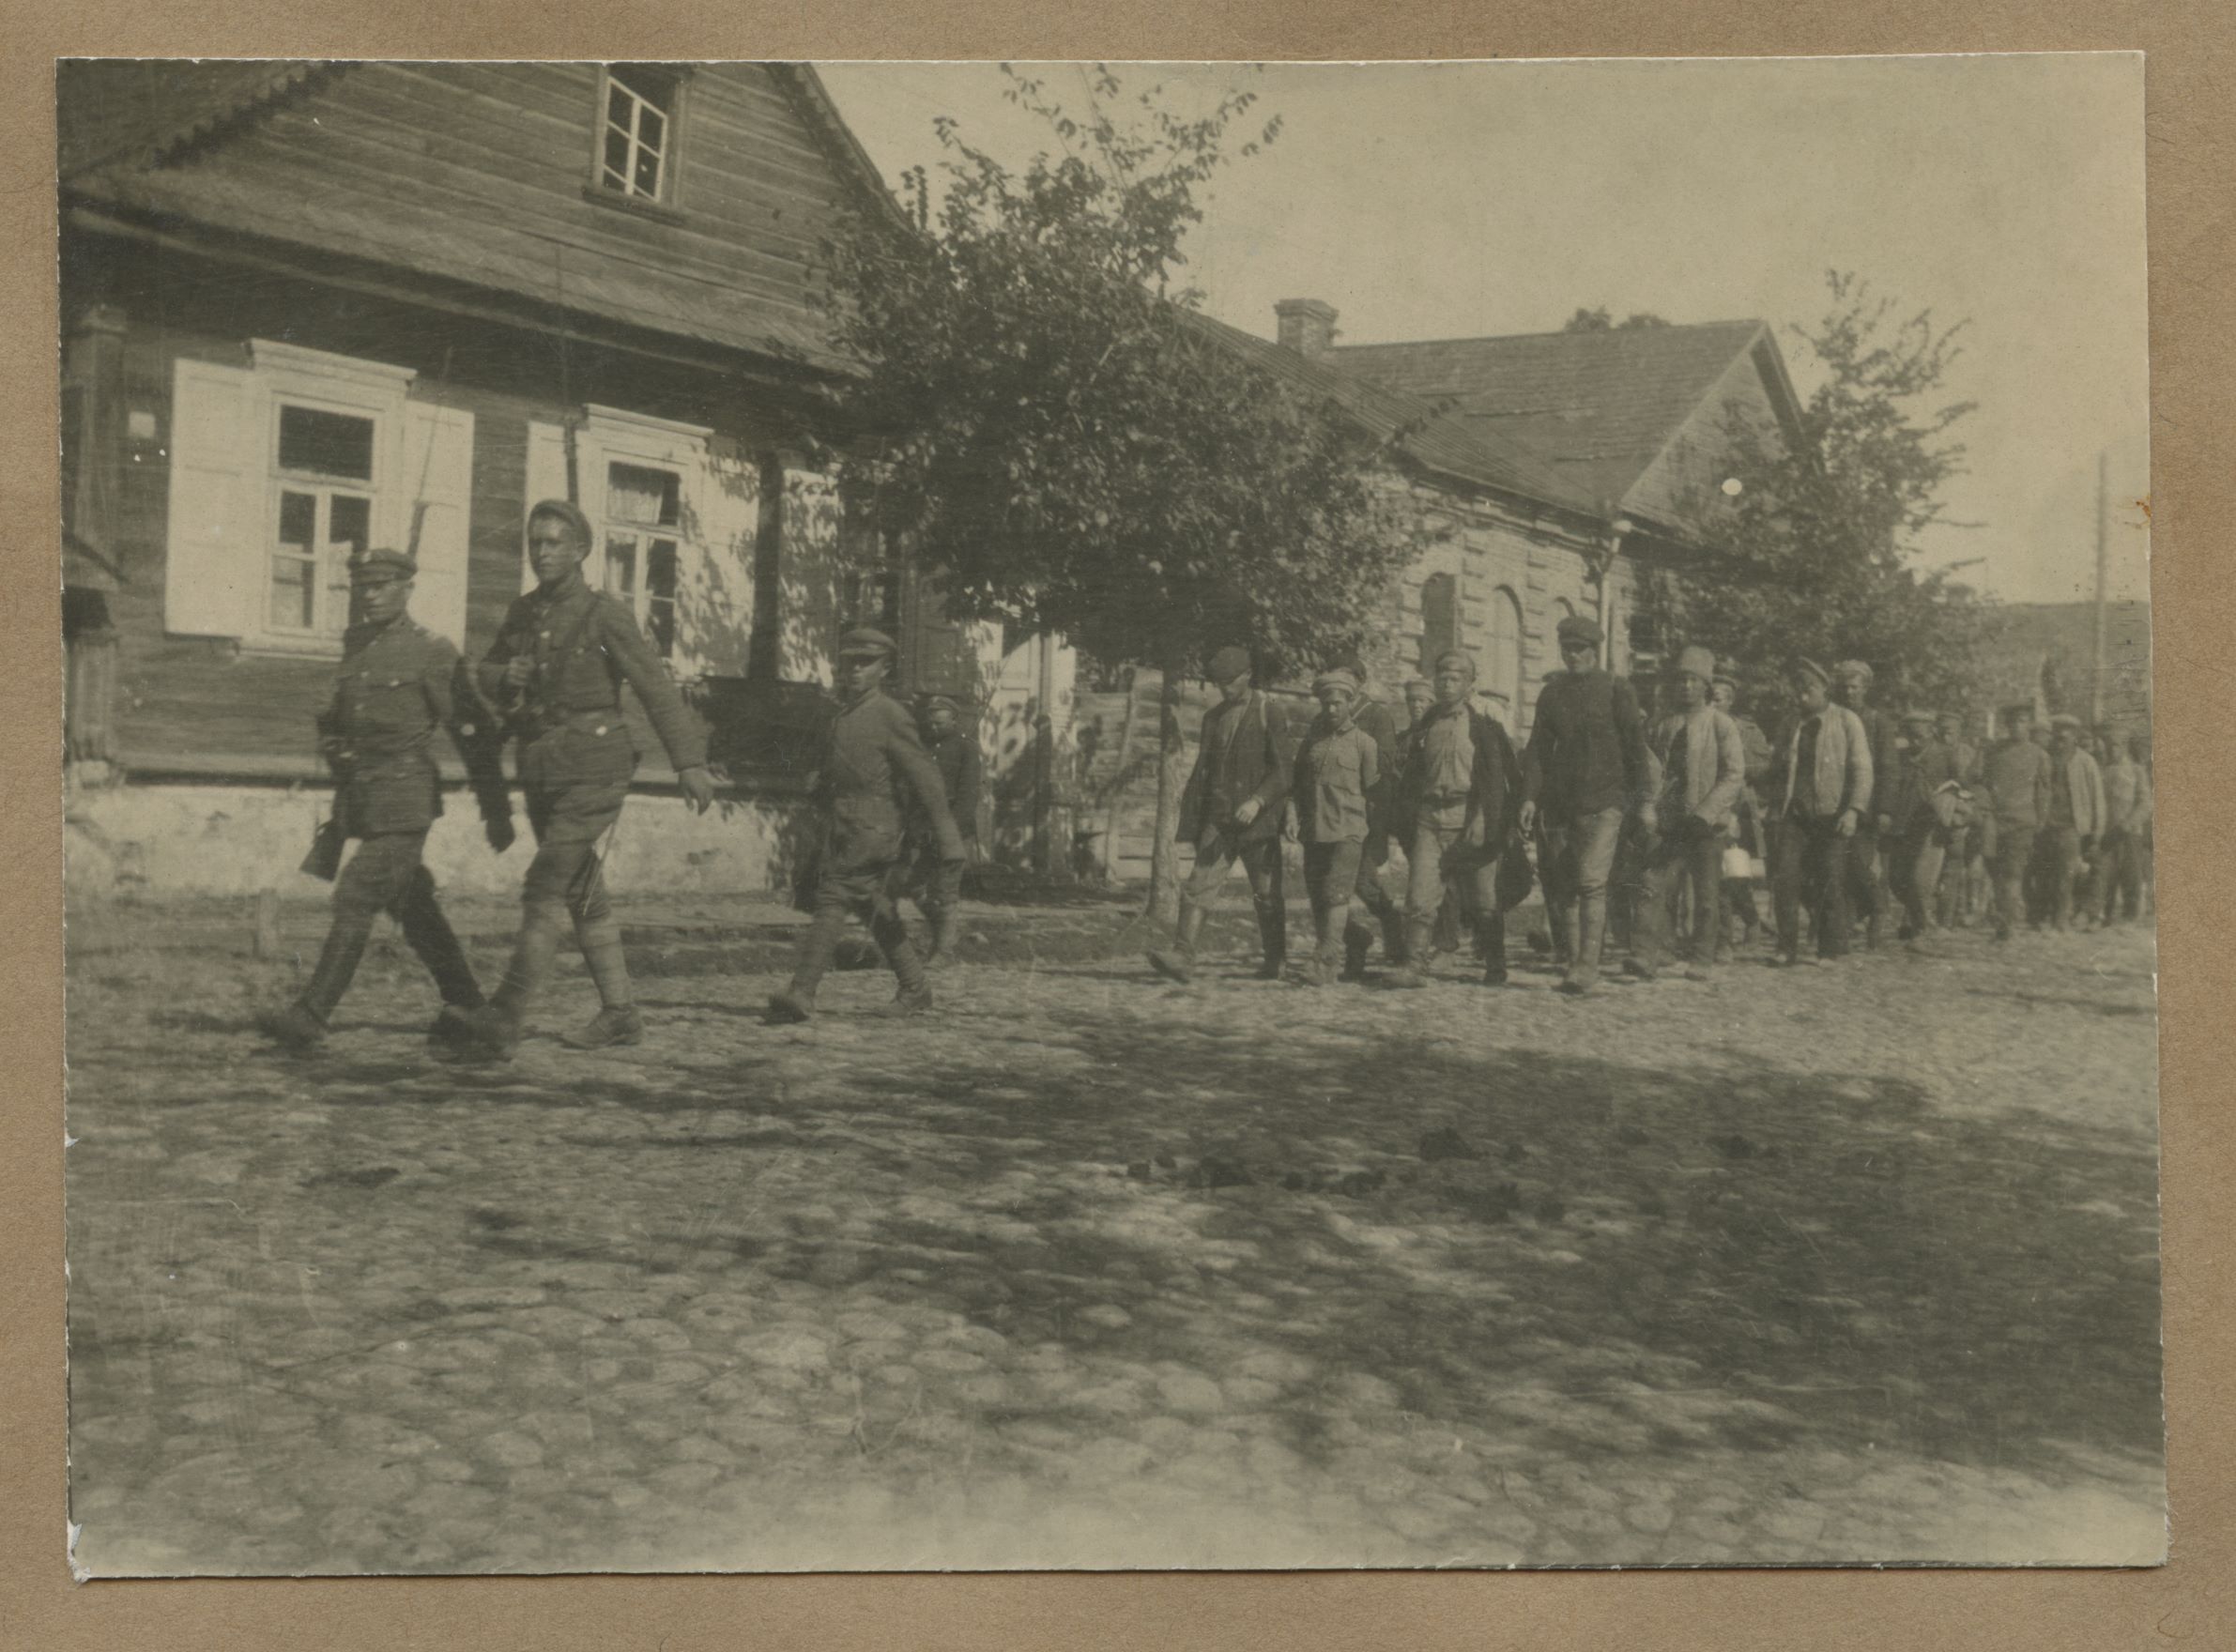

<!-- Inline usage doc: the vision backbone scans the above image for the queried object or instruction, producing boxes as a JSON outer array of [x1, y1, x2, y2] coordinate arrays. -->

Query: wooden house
[[58, 59, 1064, 895]]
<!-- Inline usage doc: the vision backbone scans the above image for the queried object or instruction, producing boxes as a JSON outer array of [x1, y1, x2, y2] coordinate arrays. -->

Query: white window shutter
[[779, 467, 843, 682], [400, 402, 475, 648], [523, 420, 574, 592], [163, 358, 263, 637], [674, 436, 758, 680]]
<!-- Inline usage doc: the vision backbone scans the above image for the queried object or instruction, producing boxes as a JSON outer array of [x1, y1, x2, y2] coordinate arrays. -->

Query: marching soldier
[[452, 500, 716, 1061], [256, 547, 512, 1052], [1145, 645, 1297, 985], [770, 628, 964, 1022]]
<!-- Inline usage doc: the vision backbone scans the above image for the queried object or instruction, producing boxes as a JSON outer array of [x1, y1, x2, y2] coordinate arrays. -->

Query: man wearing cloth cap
[[903, 693, 982, 966], [1978, 702, 2053, 941], [1291, 667, 1383, 985], [1519, 615, 1652, 994], [2034, 712, 2107, 931], [771, 628, 963, 1021], [1147, 645, 1297, 984], [1830, 660, 1898, 949], [1386, 649, 1521, 988], [1626, 645, 1746, 981], [256, 548, 513, 1052], [1768, 658, 1873, 964], [453, 500, 717, 1060]]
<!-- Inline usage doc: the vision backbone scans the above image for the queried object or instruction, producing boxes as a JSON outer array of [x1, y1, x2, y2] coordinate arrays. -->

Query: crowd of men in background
[[1141, 614, 2155, 996], [254, 508, 2155, 1058]]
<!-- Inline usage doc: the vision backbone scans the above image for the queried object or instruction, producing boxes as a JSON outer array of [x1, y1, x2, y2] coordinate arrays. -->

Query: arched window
[[1418, 572, 1458, 675], [1487, 587, 1524, 715]]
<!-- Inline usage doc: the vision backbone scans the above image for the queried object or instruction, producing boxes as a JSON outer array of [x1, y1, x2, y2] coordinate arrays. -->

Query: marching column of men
[[257, 509, 2153, 1054]]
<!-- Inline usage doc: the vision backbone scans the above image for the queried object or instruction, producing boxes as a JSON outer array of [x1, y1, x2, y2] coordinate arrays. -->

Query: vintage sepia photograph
[[55, 54, 2158, 1575]]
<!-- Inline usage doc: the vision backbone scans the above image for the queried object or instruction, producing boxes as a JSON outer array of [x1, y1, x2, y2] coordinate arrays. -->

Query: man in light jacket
[[2099, 733, 2152, 925], [2035, 712, 2107, 931], [1769, 657, 1873, 965], [1627, 645, 1747, 981]]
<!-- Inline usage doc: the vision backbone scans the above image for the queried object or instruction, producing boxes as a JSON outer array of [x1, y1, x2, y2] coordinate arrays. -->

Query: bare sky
[[818, 56, 2151, 607]]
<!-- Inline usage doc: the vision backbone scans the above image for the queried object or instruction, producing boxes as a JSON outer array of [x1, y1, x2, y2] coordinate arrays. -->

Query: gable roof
[[58, 60, 892, 375], [1329, 320, 1800, 517], [1183, 311, 1598, 517]]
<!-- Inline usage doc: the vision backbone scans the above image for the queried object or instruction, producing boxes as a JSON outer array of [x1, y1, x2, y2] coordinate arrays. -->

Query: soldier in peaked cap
[[770, 627, 964, 1022], [255, 548, 513, 1054], [1146, 644, 1298, 985], [451, 499, 717, 1062]]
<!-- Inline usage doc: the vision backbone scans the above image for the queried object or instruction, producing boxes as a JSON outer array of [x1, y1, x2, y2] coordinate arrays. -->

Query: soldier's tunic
[[897, 726, 981, 912], [476, 576, 706, 915], [306, 614, 498, 1019], [788, 688, 962, 1001]]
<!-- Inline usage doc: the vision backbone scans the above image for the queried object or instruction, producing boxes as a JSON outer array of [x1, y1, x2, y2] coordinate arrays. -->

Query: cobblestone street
[[62, 891, 2165, 1574]]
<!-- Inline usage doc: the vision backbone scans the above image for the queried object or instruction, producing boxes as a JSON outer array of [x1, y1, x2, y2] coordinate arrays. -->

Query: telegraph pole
[[2091, 451, 2109, 727]]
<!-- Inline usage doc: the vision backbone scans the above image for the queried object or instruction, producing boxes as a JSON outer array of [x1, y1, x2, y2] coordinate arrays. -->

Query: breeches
[[1183, 828, 1284, 909], [520, 779, 627, 916]]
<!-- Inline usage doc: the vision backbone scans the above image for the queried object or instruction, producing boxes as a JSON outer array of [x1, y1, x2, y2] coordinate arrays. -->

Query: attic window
[[597, 66, 681, 204]]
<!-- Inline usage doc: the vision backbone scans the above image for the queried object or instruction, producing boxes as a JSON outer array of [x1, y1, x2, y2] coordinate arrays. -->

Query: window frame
[[586, 64, 690, 220], [241, 342, 416, 657], [579, 405, 713, 667]]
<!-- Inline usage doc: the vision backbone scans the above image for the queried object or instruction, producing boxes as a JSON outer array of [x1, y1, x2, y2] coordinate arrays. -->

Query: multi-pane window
[[268, 403, 375, 637], [602, 460, 682, 658], [600, 67, 675, 202]]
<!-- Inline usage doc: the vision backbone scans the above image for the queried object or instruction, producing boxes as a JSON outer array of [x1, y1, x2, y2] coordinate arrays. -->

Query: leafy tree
[[1563, 307, 1671, 332], [1639, 271, 1996, 725], [817, 66, 1428, 916]]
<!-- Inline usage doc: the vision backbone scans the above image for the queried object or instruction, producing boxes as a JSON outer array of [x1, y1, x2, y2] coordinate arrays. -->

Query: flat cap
[[1402, 677, 1432, 693], [1901, 707, 1938, 727], [1555, 615, 1604, 649], [2002, 702, 2039, 723], [2047, 712, 2086, 731], [1205, 645, 1252, 683], [1789, 657, 1832, 688], [1711, 671, 1741, 694], [349, 546, 417, 581], [836, 626, 898, 658], [1834, 658, 1875, 685], [1312, 667, 1360, 696], [1676, 644, 1716, 681]]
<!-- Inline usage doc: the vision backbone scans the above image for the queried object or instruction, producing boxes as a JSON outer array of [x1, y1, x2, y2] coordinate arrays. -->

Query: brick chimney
[[1275, 298, 1338, 361]]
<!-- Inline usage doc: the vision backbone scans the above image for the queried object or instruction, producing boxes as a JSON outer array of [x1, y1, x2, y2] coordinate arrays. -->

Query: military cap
[[836, 626, 898, 659], [1555, 615, 1604, 649], [1676, 644, 1716, 682], [919, 693, 962, 714], [349, 546, 417, 582], [2047, 712, 2086, 732], [1205, 645, 1252, 684], [1402, 677, 1432, 694], [1901, 707, 1938, 727], [1711, 671, 1742, 696], [2001, 702, 2038, 724], [1312, 667, 1360, 696], [525, 497, 594, 546], [1789, 657, 1832, 688], [1834, 658, 1875, 686]]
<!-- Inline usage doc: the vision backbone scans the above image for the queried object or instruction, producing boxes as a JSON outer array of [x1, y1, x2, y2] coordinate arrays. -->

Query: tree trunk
[[1145, 649, 1189, 926]]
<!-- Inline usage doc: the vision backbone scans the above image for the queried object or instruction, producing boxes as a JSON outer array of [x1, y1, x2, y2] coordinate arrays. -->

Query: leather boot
[[1147, 903, 1204, 984], [1550, 903, 1578, 971], [1341, 919, 1375, 982], [770, 905, 846, 1023], [455, 901, 566, 1061], [1560, 895, 1607, 994], [923, 903, 959, 969], [1253, 893, 1287, 980], [1478, 912, 1508, 986], [562, 913, 643, 1048], [870, 909, 933, 1015], [1387, 919, 1437, 988]]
